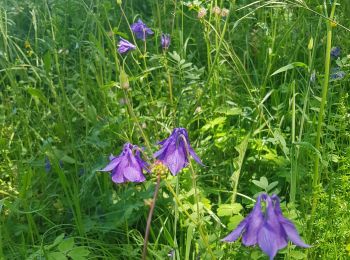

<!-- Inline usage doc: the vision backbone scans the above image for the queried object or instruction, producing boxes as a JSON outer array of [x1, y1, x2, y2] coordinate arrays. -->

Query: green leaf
[[271, 62, 308, 76], [227, 214, 244, 230], [67, 247, 90, 260], [217, 203, 242, 217], [185, 225, 195, 260], [43, 51, 52, 73], [214, 107, 242, 116], [289, 250, 307, 259], [168, 51, 181, 62], [45, 233, 65, 250], [266, 181, 279, 192], [252, 176, 269, 190], [201, 117, 226, 132], [58, 237, 74, 252], [26, 87, 52, 108], [48, 252, 67, 260]]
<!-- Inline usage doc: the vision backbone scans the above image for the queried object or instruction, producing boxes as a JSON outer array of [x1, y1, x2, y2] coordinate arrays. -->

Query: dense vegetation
[[1, 0, 349, 259]]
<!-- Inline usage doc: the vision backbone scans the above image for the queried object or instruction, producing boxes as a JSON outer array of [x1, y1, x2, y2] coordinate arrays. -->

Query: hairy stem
[[142, 174, 161, 260]]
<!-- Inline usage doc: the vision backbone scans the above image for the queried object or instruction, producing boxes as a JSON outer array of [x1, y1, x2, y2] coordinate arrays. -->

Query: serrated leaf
[[168, 51, 181, 62], [67, 247, 90, 260], [201, 117, 226, 132], [58, 237, 74, 252], [217, 203, 242, 216]]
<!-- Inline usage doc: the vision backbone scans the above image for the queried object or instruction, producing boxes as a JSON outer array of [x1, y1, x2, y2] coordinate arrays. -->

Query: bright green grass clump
[[1, 0, 350, 259]]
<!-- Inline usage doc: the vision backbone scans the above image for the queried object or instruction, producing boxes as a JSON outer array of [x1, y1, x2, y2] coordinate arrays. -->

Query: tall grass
[[1, 0, 350, 259]]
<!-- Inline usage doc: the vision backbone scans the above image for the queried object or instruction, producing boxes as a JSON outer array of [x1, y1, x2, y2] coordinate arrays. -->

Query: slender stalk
[[179, 135, 216, 260], [123, 89, 152, 151], [163, 52, 173, 106], [290, 81, 296, 203], [142, 174, 161, 260], [309, 0, 337, 235]]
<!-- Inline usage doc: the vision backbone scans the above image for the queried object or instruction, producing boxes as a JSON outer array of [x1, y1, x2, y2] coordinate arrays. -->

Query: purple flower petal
[[258, 226, 279, 260], [154, 128, 203, 175], [272, 195, 310, 248], [221, 218, 248, 242], [165, 145, 187, 175], [279, 218, 311, 248], [111, 171, 125, 183], [100, 157, 121, 171], [118, 38, 136, 54], [100, 143, 148, 184], [189, 146, 204, 165], [242, 195, 265, 246], [161, 33, 171, 49], [130, 19, 153, 41], [123, 166, 145, 182]]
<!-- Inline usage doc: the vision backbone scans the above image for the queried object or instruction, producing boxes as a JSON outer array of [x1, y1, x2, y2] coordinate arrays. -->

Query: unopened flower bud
[[120, 70, 129, 89], [212, 6, 221, 15], [198, 8, 207, 19], [308, 37, 313, 50], [221, 8, 229, 17]]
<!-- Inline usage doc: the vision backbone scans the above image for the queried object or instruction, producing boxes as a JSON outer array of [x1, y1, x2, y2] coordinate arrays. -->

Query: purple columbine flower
[[161, 33, 170, 49], [100, 143, 149, 183], [154, 128, 203, 176], [222, 194, 310, 260], [130, 19, 154, 41], [117, 38, 136, 54], [330, 46, 341, 58], [330, 70, 346, 80]]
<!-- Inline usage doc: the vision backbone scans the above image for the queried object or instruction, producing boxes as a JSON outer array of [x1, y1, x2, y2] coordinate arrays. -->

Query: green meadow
[[1, 0, 350, 259]]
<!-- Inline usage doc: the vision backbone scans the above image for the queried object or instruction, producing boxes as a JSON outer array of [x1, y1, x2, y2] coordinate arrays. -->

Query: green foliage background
[[1, 0, 350, 259]]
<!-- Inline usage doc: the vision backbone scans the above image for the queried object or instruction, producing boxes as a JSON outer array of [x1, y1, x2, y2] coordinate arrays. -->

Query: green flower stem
[[179, 135, 216, 259], [163, 52, 173, 107], [290, 81, 296, 203], [123, 89, 152, 152], [309, 0, 337, 236], [164, 180, 216, 260]]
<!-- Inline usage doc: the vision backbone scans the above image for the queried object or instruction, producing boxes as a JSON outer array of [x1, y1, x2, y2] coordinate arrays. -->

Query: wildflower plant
[[100, 143, 149, 183], [161, 33, 170, 49], [154, 128, 203, 175], [222, 194, 310, 259], [130, 19, 154, 40], [117, 38, 136, 54]]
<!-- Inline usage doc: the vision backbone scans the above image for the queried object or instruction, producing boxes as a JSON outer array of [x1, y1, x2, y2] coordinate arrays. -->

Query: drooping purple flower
[[330, 46, 341, 58], [222, 194, 310, 260], [45, 157, 51, 173], [161, 33, 171, 49], [130, 19, 154, 41], [154, 128, 203, 176], [330, 70, 346, 80], [100, 143, 149, 184], [117, 38, 136, 54]]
